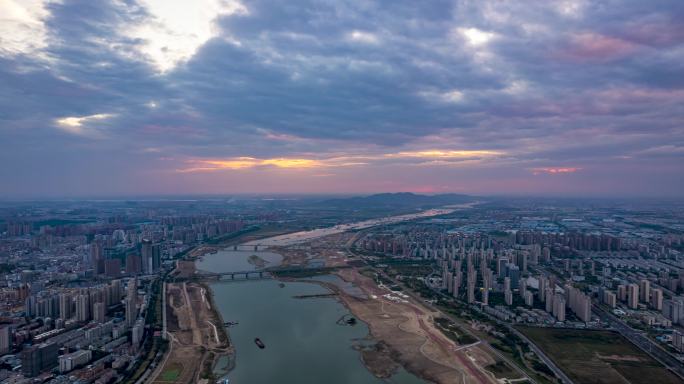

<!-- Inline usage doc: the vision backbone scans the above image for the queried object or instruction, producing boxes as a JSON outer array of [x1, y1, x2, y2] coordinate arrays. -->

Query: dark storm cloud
[[0, 0, 683, 197]]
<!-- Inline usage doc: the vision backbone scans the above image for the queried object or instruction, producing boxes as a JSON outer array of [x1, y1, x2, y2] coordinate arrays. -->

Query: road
[[593, 304, 684, 380]]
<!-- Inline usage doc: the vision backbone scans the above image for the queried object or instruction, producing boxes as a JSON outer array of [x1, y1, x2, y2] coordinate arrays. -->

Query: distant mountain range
[[322, 192, 476, 209]]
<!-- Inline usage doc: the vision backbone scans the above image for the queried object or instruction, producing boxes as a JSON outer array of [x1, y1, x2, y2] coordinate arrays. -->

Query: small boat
[[278, 283, 285, 288], [254, 337, 265, 349], [346, 317, 357, 325]]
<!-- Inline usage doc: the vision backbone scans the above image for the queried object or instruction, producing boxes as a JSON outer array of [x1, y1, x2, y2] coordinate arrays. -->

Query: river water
[[197, 250, 427, 384]]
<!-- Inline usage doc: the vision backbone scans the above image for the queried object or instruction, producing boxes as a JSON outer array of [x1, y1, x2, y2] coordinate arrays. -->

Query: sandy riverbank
[[321, 269, 499, 384]]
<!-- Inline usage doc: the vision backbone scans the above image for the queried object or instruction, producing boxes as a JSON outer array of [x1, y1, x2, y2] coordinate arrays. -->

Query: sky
[[1, 0, 683, 198]]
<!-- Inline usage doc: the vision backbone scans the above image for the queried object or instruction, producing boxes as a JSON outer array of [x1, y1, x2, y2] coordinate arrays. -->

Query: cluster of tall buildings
[[89, 239, 161, 277], [427, 235, 593, 323], [2, 278, 142, 378], [600, 280, 664, 311]]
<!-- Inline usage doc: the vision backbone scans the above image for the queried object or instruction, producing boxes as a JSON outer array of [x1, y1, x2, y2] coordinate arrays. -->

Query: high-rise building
[[640, 279, 650, 302], [553, 294, 566, 321], [603, 291, 617, 308], [507, 264, 520, 289], [452, 273, 460, 298], [125, 254, 142, 275], [538, 275, 547, 302], [523, 291, 533, 307], [496, 257, 508, 278], [21, 342, 58, 377], [663, 299, 684, 324], [627, 284, 639, 309], [617, 285, 627, 302], [520, 277, 527, 298], [132, 319, 145, 347], [651, 288, 663, 310], [482, 278, 489, 306], [504, 289, 513, 306], [566, 285, 591, 322], [104, 258, 121, 277], [76, 294, 90, 322], [90, 242, 103, 269], [545, 288, 554, 313], [467, 270, 476, 304], [93, 302, 106, 323], [59, 293, 72, 320], [673, 330, 684, 352], [0, 326, 10, 355], [125, 297, 137, 327], [141, 240, 162, 274]]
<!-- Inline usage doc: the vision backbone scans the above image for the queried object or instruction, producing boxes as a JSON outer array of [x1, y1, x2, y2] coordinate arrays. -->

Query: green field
[[518, 327, 682, 384]]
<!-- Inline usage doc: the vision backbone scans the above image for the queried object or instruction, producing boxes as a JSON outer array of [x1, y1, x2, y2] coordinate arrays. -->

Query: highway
[[592, 304, 684, 380]]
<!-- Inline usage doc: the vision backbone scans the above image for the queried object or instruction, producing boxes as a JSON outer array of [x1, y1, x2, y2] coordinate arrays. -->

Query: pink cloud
[[621, 19, 684, 47], [555, 32, 638, 62], [531, 167, 582, 175]]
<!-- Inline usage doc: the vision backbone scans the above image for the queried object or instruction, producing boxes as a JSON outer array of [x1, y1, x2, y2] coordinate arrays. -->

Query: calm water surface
[[197, 249, 283, 272], [198, 251, 426, 384]]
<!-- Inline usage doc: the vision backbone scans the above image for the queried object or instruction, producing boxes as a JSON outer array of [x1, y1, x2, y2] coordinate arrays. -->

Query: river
[[197, 208, 462, 383], [197, 249, 427, 384]]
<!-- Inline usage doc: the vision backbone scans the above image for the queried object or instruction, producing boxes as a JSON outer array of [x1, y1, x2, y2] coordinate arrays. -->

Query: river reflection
[[209, 279, 426, 384]]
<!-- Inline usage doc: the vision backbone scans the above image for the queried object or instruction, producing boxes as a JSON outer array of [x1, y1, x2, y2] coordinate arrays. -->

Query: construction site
[[148, 276, 231, 384]]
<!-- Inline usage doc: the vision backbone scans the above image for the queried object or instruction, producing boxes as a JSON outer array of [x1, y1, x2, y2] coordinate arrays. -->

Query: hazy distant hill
[[322, 192, 475, 209]]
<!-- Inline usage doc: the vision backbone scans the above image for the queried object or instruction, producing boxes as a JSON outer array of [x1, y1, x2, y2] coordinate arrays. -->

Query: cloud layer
[[1, 0, 683, 197]]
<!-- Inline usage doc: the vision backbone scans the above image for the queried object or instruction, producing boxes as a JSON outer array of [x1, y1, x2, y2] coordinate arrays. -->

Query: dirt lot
[[150, 279, 231, 384], [518, 327, 682, 384]]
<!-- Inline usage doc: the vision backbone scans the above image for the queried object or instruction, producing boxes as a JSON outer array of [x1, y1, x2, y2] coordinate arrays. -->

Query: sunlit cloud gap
[[119, 0, 248, 72], [54, 113, 116, 136], [385, 150, 503, 159], [177, 149, 504, 172]]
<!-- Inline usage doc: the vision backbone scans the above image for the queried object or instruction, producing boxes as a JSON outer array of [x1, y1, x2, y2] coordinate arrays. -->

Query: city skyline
[[2, 0, 684, 198]]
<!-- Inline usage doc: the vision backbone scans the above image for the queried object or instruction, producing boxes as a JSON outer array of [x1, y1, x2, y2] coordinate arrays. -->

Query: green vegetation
[[160, 362, 183, 381], [205, 226, 260, 244], [201, 351, 217, 381], [518, 327, 682, 384], [433, 316, 477, 345], [402, 277, 439, 299], [485, 360, 523, 380]]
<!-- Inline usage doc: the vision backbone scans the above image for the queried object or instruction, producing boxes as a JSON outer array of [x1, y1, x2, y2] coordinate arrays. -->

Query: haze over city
[[3, 2, 684, 384], [1, 0, 683, 198]]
